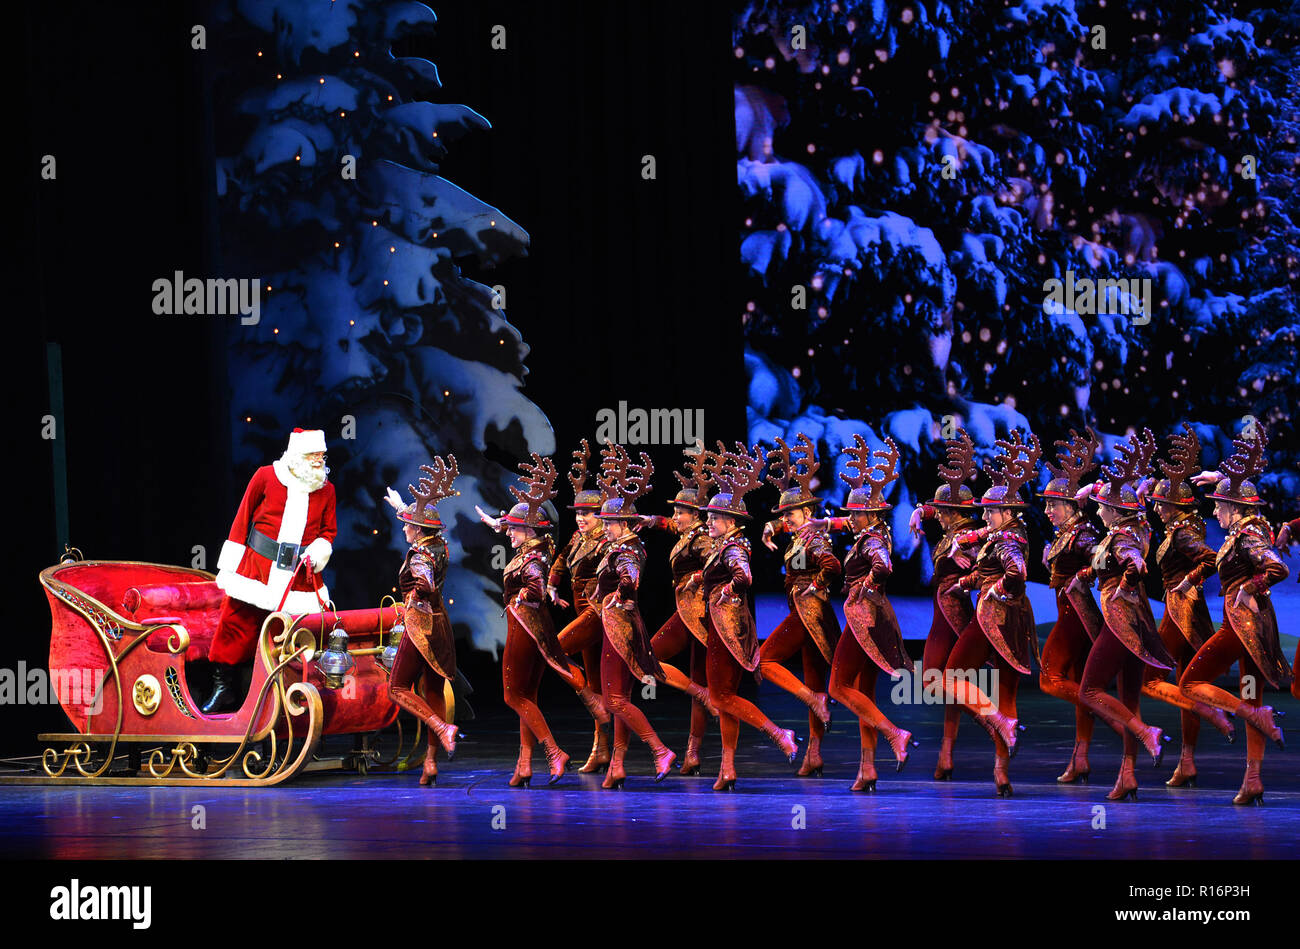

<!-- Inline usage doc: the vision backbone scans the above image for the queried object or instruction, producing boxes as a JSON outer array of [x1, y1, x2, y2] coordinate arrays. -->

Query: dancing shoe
[[542, 739, 570, 786], [810, 692, 832, 729], [993, 754, 1013, 797], [1166, 747, 1197, 788], [1130, 719, 1170, 767], [652, 745, 677, 782], [508, 747, 532, 788], [578, 725, 611, 773], [713, 747, 736, 791], [431, 719, 461, 760], [886, 727, 916, 772], [685, 682, 720, 718], [850, 748, 878, 792], [1204, 706, 1236, 743], [577, 685, 611, 725], [796, 736, 824, 777], [933, 738, 954, 781], [418, 740, 438, 787], [1232, 758, 1264, 806], [679, 736, 702, 775], [602, 744, 628, 790], [1107, 755, 1139, 801], [975, 709, 1022, 757], [1056, 740, 1090, 784], [1236, 704, 1285, 750], [763, 722, 801, 763]]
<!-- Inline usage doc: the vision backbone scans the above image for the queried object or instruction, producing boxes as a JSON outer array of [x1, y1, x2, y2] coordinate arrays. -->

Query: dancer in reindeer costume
[[550, 440, 616, 772], [1181, 427, 1290, 804], [943, 431, 1040, 797], [908, 429, 983, 780], [822, 435, 918, 790], [1277, 513, 1300, 701], [591, 443, 676, 787], [758, 434, 840, 777], [689, 443, 799, 790], [640, 445, 721, 776], [1142, 425, 1236, 788], [381, 455, 464, 786], [1067, 429, 1175, 801], [479, 455, 603, 787], [1036, 428, 1103, 784]]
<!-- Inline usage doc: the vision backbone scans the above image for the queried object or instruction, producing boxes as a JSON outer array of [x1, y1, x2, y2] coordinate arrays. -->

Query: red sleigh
[[7, 551, 439, 786]]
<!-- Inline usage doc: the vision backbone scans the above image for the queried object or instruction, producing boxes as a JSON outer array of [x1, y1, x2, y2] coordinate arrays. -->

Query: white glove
[[303, 538, 333, 573], [383, 487, 405, 512]]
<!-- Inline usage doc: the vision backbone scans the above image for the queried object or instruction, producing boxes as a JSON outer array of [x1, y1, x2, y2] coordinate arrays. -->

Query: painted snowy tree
[[736, 0, 1300, 573], [209, 0, 551, 649]]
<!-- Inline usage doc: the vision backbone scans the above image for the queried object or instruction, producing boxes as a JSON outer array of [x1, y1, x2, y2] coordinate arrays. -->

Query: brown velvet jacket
[[1074, 519, 1173, 670], [951, 518, 1037, 672], [642, 515, 713, 585], [1215, 515, 1291, 687], [548, 524, 608, 611], [1046, 512, 1101, 590], [503, 536, 554, 605]]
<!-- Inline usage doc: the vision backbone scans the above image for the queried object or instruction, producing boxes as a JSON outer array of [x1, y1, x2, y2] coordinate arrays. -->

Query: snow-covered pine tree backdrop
[[736, 0, 1300, 580], [210, 0, 552, 648]]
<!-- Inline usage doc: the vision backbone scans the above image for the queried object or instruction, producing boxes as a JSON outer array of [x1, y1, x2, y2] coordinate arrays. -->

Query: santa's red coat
[[208, 460, 337, 664]]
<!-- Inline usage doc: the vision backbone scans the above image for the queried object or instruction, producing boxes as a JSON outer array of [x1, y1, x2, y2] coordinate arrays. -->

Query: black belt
[[247, 526, 302, 570]]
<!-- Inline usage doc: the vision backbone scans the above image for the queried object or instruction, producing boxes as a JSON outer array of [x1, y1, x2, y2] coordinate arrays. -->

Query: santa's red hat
[[287, 428, 327, 454]]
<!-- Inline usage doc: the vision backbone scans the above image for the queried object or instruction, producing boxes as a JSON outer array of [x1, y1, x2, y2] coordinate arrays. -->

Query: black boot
[[201, 662, 242, 715]]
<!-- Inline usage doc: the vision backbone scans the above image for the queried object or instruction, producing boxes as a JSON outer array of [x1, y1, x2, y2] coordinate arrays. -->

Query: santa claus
[[201, 428, 337, 714]]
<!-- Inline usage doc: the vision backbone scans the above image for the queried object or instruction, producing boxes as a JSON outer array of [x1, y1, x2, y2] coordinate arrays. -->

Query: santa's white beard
[[283, 452, 329, 492]]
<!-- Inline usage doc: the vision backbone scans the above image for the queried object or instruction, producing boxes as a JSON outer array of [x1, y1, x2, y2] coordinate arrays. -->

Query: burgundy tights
[[1180, 622, 1267, 761], [1078, 624, 1145, 757], [1038, 593, 1096, 747], [601, 634, 668, 755], [759, 614, 828, 742], [829, 631, 902, 757], [922, 589, 963, 751], [502, 616, 557, 757], [388, 634, 449, 727], [942, 616, 1022, 758], [651, 612, 709, 741], [557, 607, 604, 700]]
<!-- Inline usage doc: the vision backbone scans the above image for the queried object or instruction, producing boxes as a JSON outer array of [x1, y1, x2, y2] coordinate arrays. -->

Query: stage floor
[[2, 684, 1297, 859]]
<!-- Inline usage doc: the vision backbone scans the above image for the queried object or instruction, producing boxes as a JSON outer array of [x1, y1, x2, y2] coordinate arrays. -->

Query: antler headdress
[[399, 454, 459, 528], [932, 428, 977, 508], [704, 441, 765, 520], [596, 442, 655, 519], [1094, 428, 1155, 511], [671, 442, 711, 510], [1151, 423, 1200, 507], [504, 453, 559, 528], [1041, 427, 1100, 498], [567, 438, 605, 510], [1209, 424, 1268, 507], [978, 430, 1042, 508], [769, 433, 821, 513], [840, 435, 900, 511]]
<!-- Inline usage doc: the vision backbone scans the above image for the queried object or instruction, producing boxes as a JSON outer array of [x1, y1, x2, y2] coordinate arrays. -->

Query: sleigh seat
[[120, 580, 225, 661]]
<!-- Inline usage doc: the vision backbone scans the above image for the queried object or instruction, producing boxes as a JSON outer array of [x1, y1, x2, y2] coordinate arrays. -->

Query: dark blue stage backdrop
[[734, 0, 1300, 580], [208, 0, 553, 651]]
